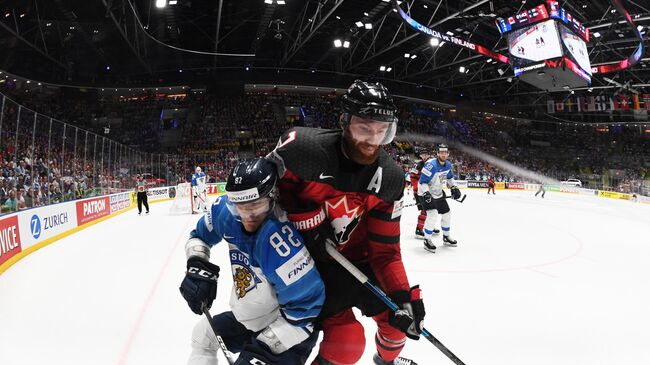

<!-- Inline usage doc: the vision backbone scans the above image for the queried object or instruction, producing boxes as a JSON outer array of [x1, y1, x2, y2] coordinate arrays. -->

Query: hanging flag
[[547, 99, 555, 113], [633, 94, 641, 110], [588, 96, 596, 111], [579, 96, 587, 112], [643, 94, 650, 110], [616, 95, 631, 110]]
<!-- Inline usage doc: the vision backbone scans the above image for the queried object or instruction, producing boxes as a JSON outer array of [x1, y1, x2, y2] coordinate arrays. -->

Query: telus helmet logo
[[359, 107, 394, 116], [30, 215, 41, 239]]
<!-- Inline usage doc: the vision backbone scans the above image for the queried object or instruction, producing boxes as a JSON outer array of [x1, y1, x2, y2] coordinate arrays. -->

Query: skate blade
[[424, 246, 436, 253], [443, 242, 457, 247]]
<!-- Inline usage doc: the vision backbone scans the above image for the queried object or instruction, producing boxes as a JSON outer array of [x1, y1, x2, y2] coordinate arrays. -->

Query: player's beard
[[342, 134, 381, 165]]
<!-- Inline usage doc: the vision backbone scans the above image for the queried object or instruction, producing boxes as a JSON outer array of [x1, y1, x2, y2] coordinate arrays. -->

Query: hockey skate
[[373, 353, 418, 365], [443, 235, 457, 247], [423, 238, 437, 253], [414, 228, 424, 239]]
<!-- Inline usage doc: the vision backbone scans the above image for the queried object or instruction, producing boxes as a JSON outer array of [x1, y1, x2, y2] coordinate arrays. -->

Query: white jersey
[[418, 158, 456, 199], [191, 172, 207, 192]]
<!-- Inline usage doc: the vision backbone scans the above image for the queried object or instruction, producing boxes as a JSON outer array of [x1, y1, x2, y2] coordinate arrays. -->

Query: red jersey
[[269, 127, 409, 293], [488, 177, 495, 186]]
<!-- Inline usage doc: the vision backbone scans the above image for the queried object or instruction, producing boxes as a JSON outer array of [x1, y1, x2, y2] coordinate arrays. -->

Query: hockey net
[[169, 182, 195, 214]]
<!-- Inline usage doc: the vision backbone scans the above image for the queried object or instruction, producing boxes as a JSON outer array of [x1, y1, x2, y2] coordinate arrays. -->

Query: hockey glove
[[235, 338, 281, 365], [179, 257, 220, 315], [421, 191, 434, 204], [450, 186, 461, 200], [288, 207, 336, 263], [388, 286, 426, 340]]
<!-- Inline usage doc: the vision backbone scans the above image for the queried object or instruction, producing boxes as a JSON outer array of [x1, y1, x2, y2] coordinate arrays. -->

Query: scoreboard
[[496, 0, 592, 91]]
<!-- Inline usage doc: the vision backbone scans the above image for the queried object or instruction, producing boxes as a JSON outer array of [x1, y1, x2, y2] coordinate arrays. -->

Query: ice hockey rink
[[1, 189, 649, 365]]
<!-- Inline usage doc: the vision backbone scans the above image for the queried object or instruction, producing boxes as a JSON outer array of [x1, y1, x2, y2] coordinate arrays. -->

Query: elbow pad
[[185, 237, 211, 261]]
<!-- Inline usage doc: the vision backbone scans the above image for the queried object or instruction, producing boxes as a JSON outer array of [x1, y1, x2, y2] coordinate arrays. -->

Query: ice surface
[[1, 190, 649, 365]]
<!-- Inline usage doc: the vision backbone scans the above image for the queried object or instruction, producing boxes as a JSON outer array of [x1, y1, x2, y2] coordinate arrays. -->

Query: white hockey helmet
[[195, 166, 201, 173]]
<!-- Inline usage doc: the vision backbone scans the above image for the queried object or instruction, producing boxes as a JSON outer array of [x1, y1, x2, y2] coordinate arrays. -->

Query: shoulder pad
[[269, 127, 337, 180], [376, 151, 406, 202]]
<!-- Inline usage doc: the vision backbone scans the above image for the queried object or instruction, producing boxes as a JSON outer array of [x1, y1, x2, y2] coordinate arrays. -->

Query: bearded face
[[342, 115, 390, 165]]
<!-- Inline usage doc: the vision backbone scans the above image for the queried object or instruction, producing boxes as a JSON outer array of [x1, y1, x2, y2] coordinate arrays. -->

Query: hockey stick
[[201, 304, 236, 365], [447, 194, 467, 203], [324, 240, 467, 365]]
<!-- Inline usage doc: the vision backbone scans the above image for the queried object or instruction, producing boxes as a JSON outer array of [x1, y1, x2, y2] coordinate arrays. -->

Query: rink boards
[[1, 181, 646, 274], [0, 183, 227, 273]]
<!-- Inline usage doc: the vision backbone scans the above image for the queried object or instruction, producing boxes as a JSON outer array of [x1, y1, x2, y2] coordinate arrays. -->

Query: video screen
[[559, 24, 592, 77], [507, 20, 562, 68]]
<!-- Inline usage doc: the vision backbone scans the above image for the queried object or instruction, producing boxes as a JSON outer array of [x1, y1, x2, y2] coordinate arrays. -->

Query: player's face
[[344, 116, 389, 165], [235, 198, 271, 232], [437, 151, 449, 162]]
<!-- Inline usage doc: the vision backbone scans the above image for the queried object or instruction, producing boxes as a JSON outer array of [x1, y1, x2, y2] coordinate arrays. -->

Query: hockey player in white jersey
[[417, 144, 461, 253], [192, 166, 209, 213], [179, 158, 324, 365]]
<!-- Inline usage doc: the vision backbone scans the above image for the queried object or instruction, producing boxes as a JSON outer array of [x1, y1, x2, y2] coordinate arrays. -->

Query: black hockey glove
[[450, 186, 461, 200], [288, 207, 336, 263], [234, 338, 281, 365], [388, 286, 426, 341], [421, 191, 434, 204], [179, 257, 220, 315]]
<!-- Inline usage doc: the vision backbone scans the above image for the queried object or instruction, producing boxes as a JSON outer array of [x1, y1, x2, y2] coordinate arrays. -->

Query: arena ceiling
[[0, 0, 648, 106]]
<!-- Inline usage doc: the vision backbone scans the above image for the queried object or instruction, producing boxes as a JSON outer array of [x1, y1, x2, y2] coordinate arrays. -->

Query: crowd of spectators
[[1, 87, 648, 215]]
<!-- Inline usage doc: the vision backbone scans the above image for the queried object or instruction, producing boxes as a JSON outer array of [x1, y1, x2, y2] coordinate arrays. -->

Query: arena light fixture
[[343, 40, 350, 48], [334, 39, 342, 48], [430, 38, 439, 47], [410, 54, 417, 59], [364, 23, 372, 29], [386, 67, 392, 72], [379, 65, 386, 71], [593, 32, 601, 38], [264, 0, 273, 4], [497, 68, 505, 76], [404, 53, 410, 58], [169, 0, 178, 4], [277, 0, 286, 4], [155, 0, 166, 8], [355, 21, 364, 27], [459, 66, 466, 73]]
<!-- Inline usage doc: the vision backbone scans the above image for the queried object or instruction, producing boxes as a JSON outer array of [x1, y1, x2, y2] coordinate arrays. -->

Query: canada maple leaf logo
[[324, 196, 364, 245]]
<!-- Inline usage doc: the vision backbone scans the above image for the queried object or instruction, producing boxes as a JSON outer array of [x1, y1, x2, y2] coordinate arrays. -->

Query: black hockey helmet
[[225, 158, 278, 204], [340, 80, 398, 145]]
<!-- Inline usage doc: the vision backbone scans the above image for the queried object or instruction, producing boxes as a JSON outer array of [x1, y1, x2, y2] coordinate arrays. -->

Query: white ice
[[1, 190, 650, 365]]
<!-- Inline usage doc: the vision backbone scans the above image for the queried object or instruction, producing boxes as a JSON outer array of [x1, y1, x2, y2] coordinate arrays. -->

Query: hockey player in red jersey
[[268, 80, 425, 365], [410, 149, 439, 239], [487, 176, 496, 195]]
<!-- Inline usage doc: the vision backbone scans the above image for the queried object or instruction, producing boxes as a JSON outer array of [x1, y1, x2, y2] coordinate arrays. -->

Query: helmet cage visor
[[226, 197, 273, 222], [342, 114, 397, 145]]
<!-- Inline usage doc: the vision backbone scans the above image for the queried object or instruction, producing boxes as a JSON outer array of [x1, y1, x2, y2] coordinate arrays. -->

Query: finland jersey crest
[[230, 249, 262, 299]]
